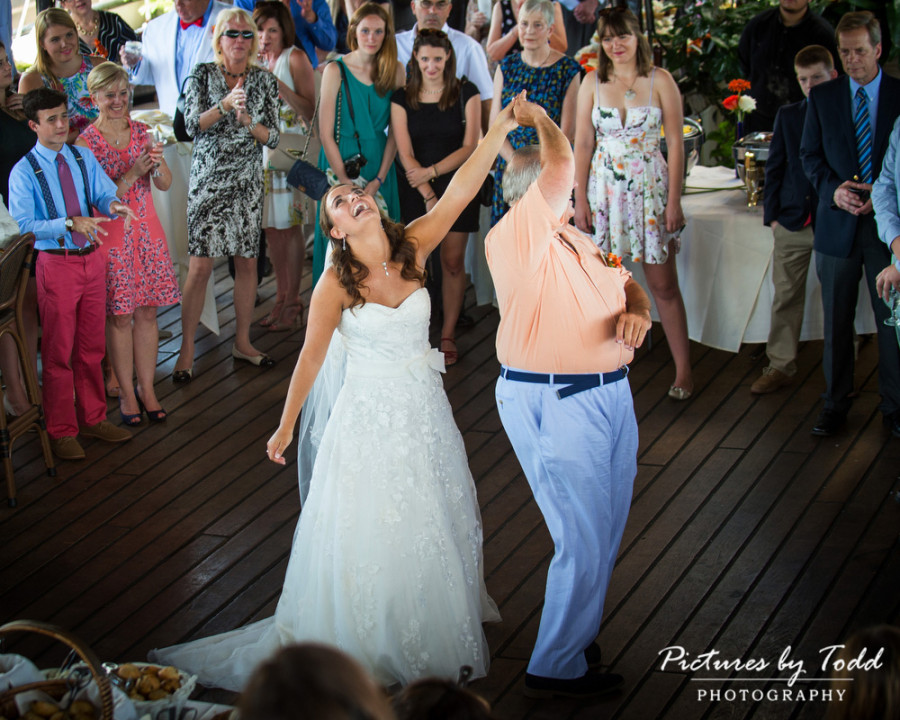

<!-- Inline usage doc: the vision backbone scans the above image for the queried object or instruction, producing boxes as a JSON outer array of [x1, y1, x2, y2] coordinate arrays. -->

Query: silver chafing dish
[[660, 116, 704, 180], [733, 131, 774, 181]]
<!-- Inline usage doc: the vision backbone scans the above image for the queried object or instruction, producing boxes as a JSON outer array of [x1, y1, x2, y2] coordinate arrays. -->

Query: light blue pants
[[496, 372, 638, 679]]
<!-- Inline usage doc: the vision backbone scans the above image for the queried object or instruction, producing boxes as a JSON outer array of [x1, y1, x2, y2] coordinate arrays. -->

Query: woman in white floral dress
[[573, 7, 693, 400], [254, 1, 316, 332]]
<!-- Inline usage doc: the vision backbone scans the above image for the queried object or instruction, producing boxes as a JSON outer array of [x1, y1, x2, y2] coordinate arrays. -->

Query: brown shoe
[[51, 436, 86, 461], [751, 367, 792, 395], [80, 419, 132, 443]]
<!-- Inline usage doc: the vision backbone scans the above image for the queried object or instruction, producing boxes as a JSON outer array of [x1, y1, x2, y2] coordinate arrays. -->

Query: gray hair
[[503, 146, 542, 205], [519, 0, 554, 27]]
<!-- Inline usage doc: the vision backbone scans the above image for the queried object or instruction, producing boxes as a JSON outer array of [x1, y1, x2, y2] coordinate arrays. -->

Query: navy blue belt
[[500, 366, 628, 399]]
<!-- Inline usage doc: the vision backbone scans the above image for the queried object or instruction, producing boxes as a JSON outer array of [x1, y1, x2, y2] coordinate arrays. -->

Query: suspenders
[[24, 147, 92, 221]]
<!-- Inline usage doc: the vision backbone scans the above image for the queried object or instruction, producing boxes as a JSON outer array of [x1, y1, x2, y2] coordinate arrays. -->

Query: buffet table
[[624, 165, 877, 352], [131, 111, 220, 334]]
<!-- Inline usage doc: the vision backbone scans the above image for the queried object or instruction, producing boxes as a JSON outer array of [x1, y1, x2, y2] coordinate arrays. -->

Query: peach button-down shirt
[[485, 183, 634, 374]]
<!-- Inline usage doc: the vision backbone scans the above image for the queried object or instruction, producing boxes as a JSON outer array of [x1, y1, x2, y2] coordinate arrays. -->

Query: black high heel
[[136, 390, 167, 423]]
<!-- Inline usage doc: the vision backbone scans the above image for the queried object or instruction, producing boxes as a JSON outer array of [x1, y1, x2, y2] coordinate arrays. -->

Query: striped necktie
[[854, 86, 873, 184]]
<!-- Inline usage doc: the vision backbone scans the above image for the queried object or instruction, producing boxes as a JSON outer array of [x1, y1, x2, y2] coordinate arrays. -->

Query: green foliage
[[658, 0, 762, 111], [705, 118, 737, 167]]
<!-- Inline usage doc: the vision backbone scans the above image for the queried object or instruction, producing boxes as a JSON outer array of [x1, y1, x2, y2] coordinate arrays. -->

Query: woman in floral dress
[[77, 62, 181, 424], [488, 0, 580, 227], [254, 1, 315, 332], [18, 9, 101, 142], [573, 7, 692, 399]]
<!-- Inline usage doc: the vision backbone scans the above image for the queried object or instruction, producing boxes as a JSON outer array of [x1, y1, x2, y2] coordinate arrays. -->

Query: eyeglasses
[[222, 29, 255, 39], [418, 0, 450, 10]]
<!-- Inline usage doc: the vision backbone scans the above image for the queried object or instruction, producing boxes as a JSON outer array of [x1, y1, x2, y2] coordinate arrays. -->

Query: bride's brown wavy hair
[[319, 185, 425, 309]]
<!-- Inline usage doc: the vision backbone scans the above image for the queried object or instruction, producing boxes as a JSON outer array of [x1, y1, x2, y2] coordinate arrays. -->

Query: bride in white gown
[[150, 94, 530, 691]]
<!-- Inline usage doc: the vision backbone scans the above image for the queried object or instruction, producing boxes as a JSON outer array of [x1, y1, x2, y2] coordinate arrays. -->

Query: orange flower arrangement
[[606, 252, 623, 269], [722, 78, 756, 123]]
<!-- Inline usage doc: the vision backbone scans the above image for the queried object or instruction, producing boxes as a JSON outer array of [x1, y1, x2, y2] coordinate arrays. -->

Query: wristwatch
[[65, 217, 74, 231]]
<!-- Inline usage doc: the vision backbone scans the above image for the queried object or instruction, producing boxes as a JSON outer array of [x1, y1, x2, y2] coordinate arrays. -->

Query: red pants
[[36, 250, 107, 438]]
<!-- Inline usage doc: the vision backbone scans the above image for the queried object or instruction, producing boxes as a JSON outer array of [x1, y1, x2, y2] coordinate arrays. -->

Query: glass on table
[[122, 41, 142, 68]]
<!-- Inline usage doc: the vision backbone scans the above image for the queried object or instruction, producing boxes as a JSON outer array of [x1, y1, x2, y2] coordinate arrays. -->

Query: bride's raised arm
[[407, 92, 523, 259], [267, 272, 345, 464]]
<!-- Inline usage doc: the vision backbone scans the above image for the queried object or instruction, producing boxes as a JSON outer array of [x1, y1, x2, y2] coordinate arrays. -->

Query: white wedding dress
[[151, 288, 499, 690]]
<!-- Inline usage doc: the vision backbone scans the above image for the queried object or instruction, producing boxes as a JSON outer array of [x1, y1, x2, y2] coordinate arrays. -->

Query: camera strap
[[336, 59, 365, 159]]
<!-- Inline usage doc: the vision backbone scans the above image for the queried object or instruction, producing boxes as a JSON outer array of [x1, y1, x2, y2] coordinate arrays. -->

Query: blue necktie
[[854, 87, 873, 184]]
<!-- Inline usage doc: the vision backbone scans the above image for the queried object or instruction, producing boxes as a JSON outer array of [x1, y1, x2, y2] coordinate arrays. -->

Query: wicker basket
[[0, 620, 113, 720]]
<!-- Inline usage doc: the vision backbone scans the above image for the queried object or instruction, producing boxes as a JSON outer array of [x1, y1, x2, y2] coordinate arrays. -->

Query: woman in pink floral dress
[[76, 62, 181, 425]]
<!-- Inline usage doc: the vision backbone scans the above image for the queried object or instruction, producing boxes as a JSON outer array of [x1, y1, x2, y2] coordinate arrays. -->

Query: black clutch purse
[[172, 75, 196, 142]]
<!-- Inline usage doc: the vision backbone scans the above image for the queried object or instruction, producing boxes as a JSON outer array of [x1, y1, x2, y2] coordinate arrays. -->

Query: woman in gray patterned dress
[[173, 7, 281, 382]]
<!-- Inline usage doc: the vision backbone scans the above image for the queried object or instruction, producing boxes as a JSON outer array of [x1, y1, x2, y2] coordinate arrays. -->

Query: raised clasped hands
[[493, 90, 525, 134], [833, 179, 873, 216], [616, 308, 652, 351], [511, 92, 548, 129], [267, 425, 294, 465]]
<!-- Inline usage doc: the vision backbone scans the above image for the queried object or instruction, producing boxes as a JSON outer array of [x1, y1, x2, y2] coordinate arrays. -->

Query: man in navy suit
[[800, 11, 900, 437], [754, 45, 837, 395]]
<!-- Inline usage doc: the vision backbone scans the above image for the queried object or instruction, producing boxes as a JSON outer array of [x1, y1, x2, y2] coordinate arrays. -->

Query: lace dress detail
[[151, 288, 498, 690], [587, 69, 680, 264]]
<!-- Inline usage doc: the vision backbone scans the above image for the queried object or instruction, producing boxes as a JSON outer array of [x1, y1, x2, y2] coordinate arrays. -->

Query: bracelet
[[217, 100, 227, 115], [248, 119, 258, 133], [375, 176, 384, 186], [432, 165, 438, 180], [121, 174, 133, 187]]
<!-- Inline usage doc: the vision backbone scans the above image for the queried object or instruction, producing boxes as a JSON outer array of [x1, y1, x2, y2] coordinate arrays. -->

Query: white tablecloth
[[132, 111, 219, 334], [624, 165, 877, 352]]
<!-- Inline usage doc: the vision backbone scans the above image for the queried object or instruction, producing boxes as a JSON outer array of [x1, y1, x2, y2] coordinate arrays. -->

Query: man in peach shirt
[[485, 99, 652, 699]]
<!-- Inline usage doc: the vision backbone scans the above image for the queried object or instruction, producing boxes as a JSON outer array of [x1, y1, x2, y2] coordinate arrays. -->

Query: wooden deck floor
[[1, 262, 898, 720]]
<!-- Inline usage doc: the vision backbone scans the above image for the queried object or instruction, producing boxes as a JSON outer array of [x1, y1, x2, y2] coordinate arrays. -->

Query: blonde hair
[[347, 3, 397, 97], [213, 8, 260, 63], [33, 8, 78, 89], [86, 61, 130, 95]]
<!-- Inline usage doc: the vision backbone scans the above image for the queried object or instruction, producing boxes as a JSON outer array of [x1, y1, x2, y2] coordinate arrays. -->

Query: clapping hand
[[226, 77, 247, 121]]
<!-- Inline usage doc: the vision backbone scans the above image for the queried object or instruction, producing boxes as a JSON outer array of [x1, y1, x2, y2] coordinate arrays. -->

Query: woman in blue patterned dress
[[488, 0, 580, 226]]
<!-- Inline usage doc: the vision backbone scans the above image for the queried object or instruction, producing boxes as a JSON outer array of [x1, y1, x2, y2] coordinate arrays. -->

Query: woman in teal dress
[[488, 0, 580, 226], [312, 3, 403, 285]]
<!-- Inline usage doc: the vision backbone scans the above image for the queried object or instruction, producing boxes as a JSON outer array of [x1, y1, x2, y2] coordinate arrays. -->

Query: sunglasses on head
[[223, 29, 255, 39]]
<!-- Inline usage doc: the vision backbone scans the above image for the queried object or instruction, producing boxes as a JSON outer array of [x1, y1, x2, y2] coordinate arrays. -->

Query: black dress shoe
[[811, 409, 846, 437], [584, 642, 603, 668], [524, 671, 623, 699]]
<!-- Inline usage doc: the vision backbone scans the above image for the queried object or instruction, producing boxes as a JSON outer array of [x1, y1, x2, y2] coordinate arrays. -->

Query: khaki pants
[[767, 223, 814, 375]]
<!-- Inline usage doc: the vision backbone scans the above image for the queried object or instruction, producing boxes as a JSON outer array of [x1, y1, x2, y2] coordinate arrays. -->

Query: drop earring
[[342, 237, 347, 252]]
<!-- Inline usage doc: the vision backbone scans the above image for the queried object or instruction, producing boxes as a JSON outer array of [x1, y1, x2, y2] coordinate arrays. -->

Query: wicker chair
[[0, 234, 56, 507]]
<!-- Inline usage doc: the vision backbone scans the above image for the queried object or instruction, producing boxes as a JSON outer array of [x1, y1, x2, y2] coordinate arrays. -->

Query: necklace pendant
[[624, 89, 637, 101]]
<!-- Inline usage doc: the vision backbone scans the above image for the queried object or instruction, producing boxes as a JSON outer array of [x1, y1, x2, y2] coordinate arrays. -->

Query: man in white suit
[[121, 0, 229, 117]]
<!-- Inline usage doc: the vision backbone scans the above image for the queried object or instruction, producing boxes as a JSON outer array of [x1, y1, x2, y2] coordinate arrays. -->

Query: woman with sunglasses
[[573, 7, 692, 399], [172, 7, 281, 382], [310, 3, 403, 287], [391, 29, 480, 365]]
